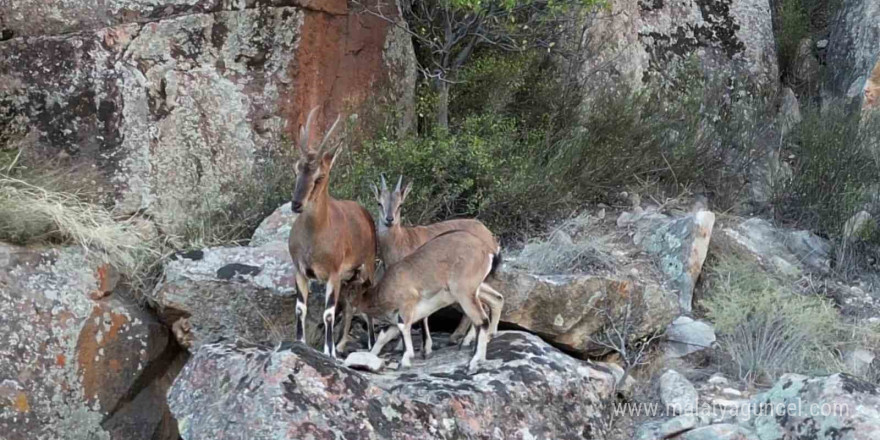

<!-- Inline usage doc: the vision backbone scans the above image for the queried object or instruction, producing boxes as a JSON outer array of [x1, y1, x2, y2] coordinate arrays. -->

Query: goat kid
[[288, 107, 378, 358], [352, 230, 499, 374], [371, 175, 503, 355]]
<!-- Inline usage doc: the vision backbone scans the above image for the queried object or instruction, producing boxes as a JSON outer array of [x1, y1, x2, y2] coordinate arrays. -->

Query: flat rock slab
[[343, 351, 385, 373], [169, 331, 617, 439]]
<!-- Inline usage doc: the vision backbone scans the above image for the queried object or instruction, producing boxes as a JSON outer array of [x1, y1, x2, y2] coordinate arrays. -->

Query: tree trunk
[[435, 80, 449, 131]]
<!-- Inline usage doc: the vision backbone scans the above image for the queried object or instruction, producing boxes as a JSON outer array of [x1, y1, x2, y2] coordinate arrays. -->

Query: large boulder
[[577, 0, 778, 97], [618, 209, 715, 312], [150, 241, 341, 351], [712, 217, 831, 276], [823, 0, 880, 112], [748, 373, 880, 440], [0, 243, 183, 440], [493, 268, 678, 356], [0, 0, 415, 236], [168, 331, 618, 439]]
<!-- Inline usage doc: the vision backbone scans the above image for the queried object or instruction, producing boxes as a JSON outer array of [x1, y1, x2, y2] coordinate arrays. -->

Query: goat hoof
[[467, 363, 481, 375], [422, 350, 433, 360]]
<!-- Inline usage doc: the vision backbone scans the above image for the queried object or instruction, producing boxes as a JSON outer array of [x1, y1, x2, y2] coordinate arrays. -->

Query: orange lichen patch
[[14, 392, 29, 413], [95, 263, 119, 295], [102, 26, 133, 50], [863, 60, 880, 111], [283, 0, 395, 145], [76, 304, 131, 408], [109, 359, 122, 373], [56, 353, 66, 368]]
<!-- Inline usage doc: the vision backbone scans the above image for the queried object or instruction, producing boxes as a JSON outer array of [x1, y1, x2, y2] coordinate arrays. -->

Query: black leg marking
[[295, 314, 305, 343], [367, 315, 375, 349]]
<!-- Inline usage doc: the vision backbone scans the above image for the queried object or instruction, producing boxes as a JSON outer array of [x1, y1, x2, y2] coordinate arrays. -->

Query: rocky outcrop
[[0, 0, 415, 236], [168, 331, 618, 439], [665, 316, 716, 358], [493, 269, 678, 356], [149, 240, 350, 351], [0, 243, 183, 440], [618, 209, 715, 312], [823, 0, 880, 111], [578, 0, 778, 97], [712, 217, 831, 276], [660, 370, 699, 415], [748, 373, 880, 439]]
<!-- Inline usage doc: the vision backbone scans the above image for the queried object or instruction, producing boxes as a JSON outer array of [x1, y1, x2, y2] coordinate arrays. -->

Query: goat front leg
[[294, 272, 310, 343], [365, 314, 375, 350], [397, 314, 415, 369], [323, 274, 341, 358], [370, 324, 401, 356]]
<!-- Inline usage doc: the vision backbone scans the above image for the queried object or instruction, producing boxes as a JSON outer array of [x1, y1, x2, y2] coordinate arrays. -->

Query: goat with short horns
[[352, 230, 500, 374], [371, 175, 503, 355]]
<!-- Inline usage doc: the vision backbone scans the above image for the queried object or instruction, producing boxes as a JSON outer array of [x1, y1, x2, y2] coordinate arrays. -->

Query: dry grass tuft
[[702, 254, 880, 386], [0, 176, 168, 288], [514, 213, 617, 274]]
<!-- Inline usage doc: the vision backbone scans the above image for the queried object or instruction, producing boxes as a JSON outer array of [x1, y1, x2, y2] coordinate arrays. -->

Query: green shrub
[[776, 0, 811, 83], [703, 256, 845, 385], [772, 104, 879, 238], [334, 113, 561, 238], [554, 64, 775, 210]]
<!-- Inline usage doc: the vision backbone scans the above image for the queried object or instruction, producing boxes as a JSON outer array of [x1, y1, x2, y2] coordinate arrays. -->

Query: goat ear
[[322, 144, 342, 170], [370, 183, 380, 202], [401, 181, 413, 201]]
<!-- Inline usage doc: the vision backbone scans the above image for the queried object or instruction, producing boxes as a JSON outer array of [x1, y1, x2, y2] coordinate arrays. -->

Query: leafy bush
[[776, 0, 811, 83], [702, 255, 877, 385], [774, 0, 840, 89], [555, 65, 776, 210], [334, 114, 561, 238], [772, 105, 880, 239]]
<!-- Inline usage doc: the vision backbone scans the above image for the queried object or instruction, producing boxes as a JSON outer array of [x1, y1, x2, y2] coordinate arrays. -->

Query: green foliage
[[776, 0, 811, 82], [774, 0, 842, 89], [334, 113, 559, 237], [772, 104, 879, 239], [702, 255, 853, 385], [554, 64, 776, 210]]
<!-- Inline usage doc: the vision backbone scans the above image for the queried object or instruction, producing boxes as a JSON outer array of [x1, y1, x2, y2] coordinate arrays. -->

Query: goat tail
[[488, 247, 502, 278]]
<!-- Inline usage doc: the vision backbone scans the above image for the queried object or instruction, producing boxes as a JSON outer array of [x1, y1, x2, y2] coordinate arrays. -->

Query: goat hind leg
[[478, 283, 504, 337], [458, 292, 490, 374], [421, 318, 433, 359], [449, 310, 470, 344]]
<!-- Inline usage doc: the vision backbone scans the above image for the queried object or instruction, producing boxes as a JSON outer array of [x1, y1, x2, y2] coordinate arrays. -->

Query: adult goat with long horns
[[288, 107, 378, 358]]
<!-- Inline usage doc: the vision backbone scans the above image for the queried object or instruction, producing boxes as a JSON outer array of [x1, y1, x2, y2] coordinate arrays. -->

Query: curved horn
[[380, 174, 388, 192], [298, 106, 320, 154], [395, 175, 403, 193], [318, 114, 342, 152]]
